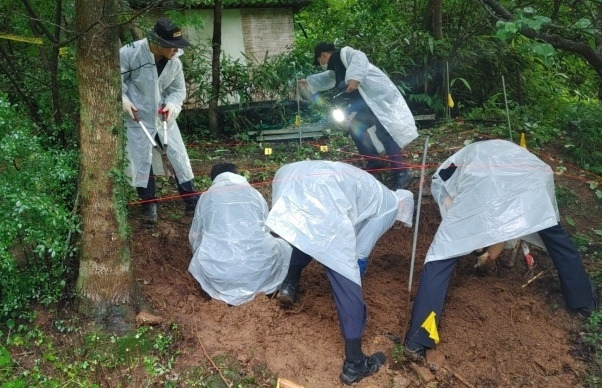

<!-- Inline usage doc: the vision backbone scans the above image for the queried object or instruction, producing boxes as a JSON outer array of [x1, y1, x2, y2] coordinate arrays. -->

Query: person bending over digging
[[403, 139, 599, 362], [265, 160, 414, 385], [188, 163, 292, 306]]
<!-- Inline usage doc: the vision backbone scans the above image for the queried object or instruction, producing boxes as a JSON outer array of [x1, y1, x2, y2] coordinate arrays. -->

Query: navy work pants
[[404, 223, 595, 351], [286, 247, 366, 339], [348, 104, 405, 175]]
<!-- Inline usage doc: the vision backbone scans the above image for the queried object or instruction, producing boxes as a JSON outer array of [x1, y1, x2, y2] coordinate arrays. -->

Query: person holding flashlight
[[298, 42, 418, 190]]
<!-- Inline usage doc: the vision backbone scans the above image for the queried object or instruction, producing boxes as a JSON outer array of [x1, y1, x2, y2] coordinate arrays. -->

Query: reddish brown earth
[[131, 128, 600, 387]]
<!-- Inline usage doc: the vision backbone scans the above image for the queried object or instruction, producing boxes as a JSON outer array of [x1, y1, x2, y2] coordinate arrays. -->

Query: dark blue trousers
[[404, 223, 595, 351], [348, 105, 405, 174], [287, 247, 366, 340]]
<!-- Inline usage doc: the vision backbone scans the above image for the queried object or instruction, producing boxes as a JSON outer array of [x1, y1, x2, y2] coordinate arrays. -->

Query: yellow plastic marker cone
[[447, 93, 455, 108], [420, 311, 440, 344], [264, 147, 272, 155], [295, 115, 301, 126], [520, 133, 527, 149]]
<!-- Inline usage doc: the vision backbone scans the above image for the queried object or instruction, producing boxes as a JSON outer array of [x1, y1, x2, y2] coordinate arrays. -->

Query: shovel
[[132, 110, 174, 180]]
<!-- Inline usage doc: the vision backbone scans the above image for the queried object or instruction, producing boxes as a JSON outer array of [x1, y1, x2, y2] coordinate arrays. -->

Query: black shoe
[[277, 282, 299, 306], [185, 201, 196, 216], [142, 203, 157, 225], [340, 352, 386, 385], [577, 280, 600, 319], [391, 170, 414, 190], [402, 345, 426, 363]]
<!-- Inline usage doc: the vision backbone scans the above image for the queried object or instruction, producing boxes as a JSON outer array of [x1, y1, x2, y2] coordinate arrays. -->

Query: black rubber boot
[[142, 203, 158, 225], [276, 282, 299, 306], [391, 169, 414, 190]]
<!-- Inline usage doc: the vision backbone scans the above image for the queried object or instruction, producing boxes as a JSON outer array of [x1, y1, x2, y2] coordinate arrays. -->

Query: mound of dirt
[[131, 133, 597, 387]]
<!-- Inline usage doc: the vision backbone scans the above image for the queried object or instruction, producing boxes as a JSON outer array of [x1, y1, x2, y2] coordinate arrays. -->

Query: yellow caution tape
[[0, 33, 43, 45]]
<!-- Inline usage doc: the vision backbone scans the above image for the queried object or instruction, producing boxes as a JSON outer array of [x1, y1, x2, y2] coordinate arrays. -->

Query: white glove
[[474, 252, 495, 272], [160, 103, 177, 122], [122, 96, 137, 120]]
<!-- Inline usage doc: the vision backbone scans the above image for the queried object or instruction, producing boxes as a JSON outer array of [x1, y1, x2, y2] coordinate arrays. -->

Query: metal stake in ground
[[502, 75, 513, 142], [406, 136, 430, 322]]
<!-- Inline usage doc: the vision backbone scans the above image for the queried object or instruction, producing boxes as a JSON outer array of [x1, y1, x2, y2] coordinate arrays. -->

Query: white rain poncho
[[188, 172, 292, 306], [120, 39, 194, 187], [306, 46, 418, 148], [266, 161, 414, 285], [425, 140, 559, 263]]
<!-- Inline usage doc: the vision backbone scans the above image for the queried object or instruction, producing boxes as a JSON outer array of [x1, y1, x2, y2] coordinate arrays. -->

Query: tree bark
[[75, 0, 136, 333], [424, 0, 443, 38], [208, 0, 223, 137]]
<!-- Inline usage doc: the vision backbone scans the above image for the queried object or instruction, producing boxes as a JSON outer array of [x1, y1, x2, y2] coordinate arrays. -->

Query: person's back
[[267, 160, 412, 285], [189, 167, 291, 306]]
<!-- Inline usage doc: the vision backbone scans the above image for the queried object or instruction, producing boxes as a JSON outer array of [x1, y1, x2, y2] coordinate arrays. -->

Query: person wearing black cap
[[299, 43, 418, 190], [120, 18, 198, 224]]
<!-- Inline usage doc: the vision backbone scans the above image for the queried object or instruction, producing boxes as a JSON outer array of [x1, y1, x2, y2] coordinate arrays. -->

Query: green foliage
[[0, 95, 79, 323], [563, 101, 602, 174], [0, 322, 180, 386], [582, 311, 602, 385]]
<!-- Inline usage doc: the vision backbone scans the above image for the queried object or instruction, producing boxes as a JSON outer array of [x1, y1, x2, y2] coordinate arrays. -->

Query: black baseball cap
[[148, 18, 190, 49], [313, 42, 335, 65]]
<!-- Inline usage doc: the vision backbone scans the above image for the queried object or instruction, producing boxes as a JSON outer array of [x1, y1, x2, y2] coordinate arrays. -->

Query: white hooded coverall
[[188, 172, 292, 306], [120, 38, 194, 188]]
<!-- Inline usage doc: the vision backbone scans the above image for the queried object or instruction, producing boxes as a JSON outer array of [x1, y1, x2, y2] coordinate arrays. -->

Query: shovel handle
[[161, 103, 168, 147], [132, 112, 157, 147]]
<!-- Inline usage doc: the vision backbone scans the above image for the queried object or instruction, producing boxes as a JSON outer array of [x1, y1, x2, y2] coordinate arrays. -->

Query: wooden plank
[[414, 114, 436, 121], [255, 132, 326, 141]]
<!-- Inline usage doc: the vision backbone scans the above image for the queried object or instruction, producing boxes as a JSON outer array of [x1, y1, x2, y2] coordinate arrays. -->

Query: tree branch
[[479, 0, 602, 78]]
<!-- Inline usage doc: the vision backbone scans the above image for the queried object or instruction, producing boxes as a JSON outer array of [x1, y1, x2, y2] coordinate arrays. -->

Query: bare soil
[[131, 127, 601, 387]]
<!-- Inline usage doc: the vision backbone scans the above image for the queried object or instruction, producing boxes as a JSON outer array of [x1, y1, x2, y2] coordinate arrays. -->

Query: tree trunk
[[75, 0, 136, 333], [208, 0, 223, 137], [424, 0, 443, 38]]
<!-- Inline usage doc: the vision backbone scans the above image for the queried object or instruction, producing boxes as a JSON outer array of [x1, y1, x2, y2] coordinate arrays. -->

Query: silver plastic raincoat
[[426, 140, 559, 263], [306, 46, 418, 148], [120, 38, 194, 187], [266, 161, 414, 286], [188, 173, 292, 306]]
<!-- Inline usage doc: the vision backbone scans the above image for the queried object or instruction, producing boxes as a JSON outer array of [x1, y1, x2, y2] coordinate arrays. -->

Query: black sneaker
[[340, 352, 386, 385], [142, 203, 158, 225], [391, 170, 414, 190], [277, 282, 299, 306]]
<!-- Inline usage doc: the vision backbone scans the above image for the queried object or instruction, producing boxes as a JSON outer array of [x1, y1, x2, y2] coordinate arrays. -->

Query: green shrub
[[563, 101, 602, 174], [0, 95, 79, 322]]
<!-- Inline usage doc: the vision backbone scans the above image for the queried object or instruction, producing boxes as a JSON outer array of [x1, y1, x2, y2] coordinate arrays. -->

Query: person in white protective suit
[[403, 140, 599, 362], [298, 42, 418, 190], [120, 18, 198, 224], [265, 160, 415, 385], [188, 163, 292, 306]]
